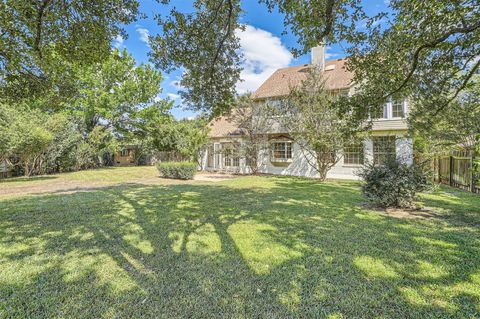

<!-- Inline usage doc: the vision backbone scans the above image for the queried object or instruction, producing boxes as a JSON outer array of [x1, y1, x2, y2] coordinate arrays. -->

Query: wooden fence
[[433, 150, 479, 193]]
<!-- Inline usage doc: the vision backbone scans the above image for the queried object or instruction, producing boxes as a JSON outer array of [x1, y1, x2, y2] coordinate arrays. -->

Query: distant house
[[0, 160, 11, 178], [114, 145, 137, 166], [199, 46, 413, 180]]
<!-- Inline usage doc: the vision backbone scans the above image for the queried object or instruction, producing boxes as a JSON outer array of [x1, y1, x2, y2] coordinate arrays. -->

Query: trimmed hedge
[[156, 161, 197, 180]]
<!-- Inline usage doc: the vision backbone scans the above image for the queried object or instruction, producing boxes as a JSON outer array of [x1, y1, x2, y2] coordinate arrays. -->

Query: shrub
[[357, 158, 430, 208], [156, 161, 197, 180]]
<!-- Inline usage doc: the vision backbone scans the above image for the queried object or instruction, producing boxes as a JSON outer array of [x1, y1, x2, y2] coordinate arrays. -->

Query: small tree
[[279, 67, 363, 181], [149, 118, 209, 164], [230, 95, 270, 174], [4, 107, 53, 176]]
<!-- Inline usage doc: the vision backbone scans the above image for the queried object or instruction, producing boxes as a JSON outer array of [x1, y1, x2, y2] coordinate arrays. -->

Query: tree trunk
[[318, 169, 328, 181], [24, 162, 31, 177]]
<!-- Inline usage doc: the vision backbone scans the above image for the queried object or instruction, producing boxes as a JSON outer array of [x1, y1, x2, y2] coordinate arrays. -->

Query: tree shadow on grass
[[0, 177, 479, 318], [0, 175, 59, 184]]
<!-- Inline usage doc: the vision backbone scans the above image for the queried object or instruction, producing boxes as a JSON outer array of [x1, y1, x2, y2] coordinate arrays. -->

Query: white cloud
[[235, 25, 292, 94], [167, 93, 180, 100], [113, 35, 124, 49], [136, 27, 150, 46], [169, 79, 184, 91], [324, 46, 338, 59]]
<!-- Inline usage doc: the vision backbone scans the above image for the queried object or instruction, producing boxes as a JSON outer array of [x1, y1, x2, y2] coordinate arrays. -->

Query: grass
[[0, 167, 479, 318], [0, 166, 157, 186]]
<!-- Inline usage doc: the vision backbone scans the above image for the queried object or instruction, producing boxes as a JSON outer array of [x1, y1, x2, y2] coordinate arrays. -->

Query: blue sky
[[115, 0, 389, 119]]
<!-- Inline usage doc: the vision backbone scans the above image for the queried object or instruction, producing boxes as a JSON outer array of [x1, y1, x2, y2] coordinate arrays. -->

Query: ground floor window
[[222, 143, 240, 167], [343, 141, 364, 165], [373, 136, 396, 165], [271, 141, 292, 161], [207, 144, 214, 167]]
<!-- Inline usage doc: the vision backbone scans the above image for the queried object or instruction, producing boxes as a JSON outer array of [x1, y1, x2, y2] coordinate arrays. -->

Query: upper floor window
[[372, 104, 388, 119], [120, 149, 129, 157], [391, 99, 405, 118], [372, 98, 407, 120], [343, 141, 364, 165], [271, 141, 292, 161]]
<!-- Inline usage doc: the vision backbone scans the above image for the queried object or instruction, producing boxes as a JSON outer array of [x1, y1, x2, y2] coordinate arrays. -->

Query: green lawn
[[0, 168, 479, 318], [0, 166, 158, 186]]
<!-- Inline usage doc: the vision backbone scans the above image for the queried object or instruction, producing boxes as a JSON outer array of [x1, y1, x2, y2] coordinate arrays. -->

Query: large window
[[344, 141, 364, 165], [373, 136, 396, 165], [392, 99, 405, 118], [120, 149, 129, 157], [222, 143, 240, 167], [271, 141, 292, 161]]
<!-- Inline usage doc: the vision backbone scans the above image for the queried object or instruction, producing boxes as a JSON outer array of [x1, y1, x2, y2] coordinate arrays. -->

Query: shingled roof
[[252, 58, 353, 100], [207, 109, 243, 138], [208, 58, 354, 138]]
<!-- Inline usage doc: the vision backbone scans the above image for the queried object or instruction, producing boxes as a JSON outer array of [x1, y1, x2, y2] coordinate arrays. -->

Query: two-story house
[[200, 46, 413, 179]]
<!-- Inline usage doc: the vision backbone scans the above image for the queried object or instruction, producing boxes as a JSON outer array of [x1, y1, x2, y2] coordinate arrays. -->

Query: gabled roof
[[208, 58, 354, 138], [252, 58, 353, 100], [207, 109, 243, 138]]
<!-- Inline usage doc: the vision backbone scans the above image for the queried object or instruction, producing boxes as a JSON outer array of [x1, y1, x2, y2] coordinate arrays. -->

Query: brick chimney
[[311, 45, 325, 71]]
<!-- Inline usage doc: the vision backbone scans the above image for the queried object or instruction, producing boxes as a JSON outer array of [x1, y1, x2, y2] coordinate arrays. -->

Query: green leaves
[[347, 0, 480, 122], [261, 0, 373, 56], [0, 104, 60, 176], [279, 67, 364, 180], [150, 0, 243, 115], [150, 0, 478, 124], [149, 119, 209, 161], [0, 0, 140, 75], [72, 49, 167, 134]]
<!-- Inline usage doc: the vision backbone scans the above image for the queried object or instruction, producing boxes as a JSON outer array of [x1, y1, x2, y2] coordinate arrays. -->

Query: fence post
[[437, 157, 441, 183], [449, 156, 454, 186], [472, 152, 477, 193]]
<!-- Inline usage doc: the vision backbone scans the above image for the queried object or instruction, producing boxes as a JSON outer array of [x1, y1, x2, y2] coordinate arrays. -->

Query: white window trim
[[342, 141, 365, 167], [375, 98, 407, 121], [270, 141, 293, 162], [221, 142, 241, 168], [391, 99, 406, 119]]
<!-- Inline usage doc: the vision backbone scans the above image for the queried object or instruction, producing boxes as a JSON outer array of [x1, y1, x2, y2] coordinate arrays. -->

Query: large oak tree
[[0, 0, 140, 103], [150, 0, 479, 123]]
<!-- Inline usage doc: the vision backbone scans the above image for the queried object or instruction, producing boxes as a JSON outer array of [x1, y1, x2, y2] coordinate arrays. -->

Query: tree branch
[[320, 0, 335, 41], [384, 20, 480, 100], [209, 0, 234, 81], [34, 0, 52, 58], [205, 0, 225, 29], [432, 58, 480, 117]]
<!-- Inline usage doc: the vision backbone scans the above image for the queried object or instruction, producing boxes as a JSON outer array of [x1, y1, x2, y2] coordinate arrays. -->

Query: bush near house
[[156, 161, 197, 180], [358, 158, 430, 208]]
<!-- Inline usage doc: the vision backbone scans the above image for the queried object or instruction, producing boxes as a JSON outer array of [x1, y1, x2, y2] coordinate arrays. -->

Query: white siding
[[201, 134, 414, 180], [372, 119, 408, 131], [396, 137, 414, 165]]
